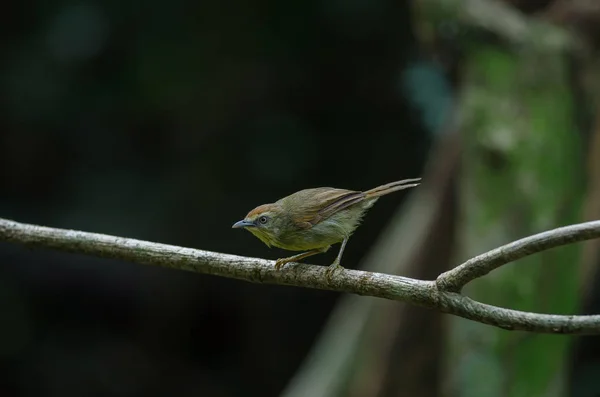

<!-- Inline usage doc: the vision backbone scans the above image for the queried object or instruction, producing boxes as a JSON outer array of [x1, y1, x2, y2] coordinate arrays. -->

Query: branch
[[416, 0, 586, 53], [437, 221, 600, 292], [458, 0, 575, 51], [1, 217, 600, 334]]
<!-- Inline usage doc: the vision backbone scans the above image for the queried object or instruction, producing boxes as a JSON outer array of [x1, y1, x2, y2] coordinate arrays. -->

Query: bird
[[232, 178, 421, 275]]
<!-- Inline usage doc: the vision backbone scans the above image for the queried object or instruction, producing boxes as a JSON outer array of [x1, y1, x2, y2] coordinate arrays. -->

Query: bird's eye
[[258, 216, 268, 225]]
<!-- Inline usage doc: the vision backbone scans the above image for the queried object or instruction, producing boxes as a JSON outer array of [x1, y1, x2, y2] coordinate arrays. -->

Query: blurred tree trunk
[[413, 1, 594, 396]]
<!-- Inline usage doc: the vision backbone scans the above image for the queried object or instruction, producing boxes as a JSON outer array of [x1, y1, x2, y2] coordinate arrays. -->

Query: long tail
[[363, 178, 421, 199]]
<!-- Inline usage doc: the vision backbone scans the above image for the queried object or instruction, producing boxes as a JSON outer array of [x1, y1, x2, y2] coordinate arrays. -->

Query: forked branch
[[1, 217, 600, 334]]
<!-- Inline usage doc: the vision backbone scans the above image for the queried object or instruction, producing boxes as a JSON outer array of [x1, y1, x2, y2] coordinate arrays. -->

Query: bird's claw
[[325, 262, 344, 280], [274, 258, 289, 271]]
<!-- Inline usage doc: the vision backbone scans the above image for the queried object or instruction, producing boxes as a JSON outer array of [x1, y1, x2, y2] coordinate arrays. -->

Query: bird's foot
[[275, 257, 293, 271], [325, 262, 344, 280]]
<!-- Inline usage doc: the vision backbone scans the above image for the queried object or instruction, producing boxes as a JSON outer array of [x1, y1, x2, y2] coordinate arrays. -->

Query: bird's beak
[[232, 220, 255, 229]]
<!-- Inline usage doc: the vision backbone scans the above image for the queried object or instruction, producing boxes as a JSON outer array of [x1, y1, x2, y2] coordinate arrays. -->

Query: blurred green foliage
[[447, 43, 584, 397]]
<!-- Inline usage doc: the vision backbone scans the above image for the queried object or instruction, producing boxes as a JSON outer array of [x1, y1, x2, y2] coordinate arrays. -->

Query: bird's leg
[[325, 238, 348, 278], [275, 246, 330, 271]]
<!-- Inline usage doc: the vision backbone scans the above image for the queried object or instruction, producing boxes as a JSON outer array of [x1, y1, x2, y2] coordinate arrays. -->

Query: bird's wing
[[285, 188, 365, 229]]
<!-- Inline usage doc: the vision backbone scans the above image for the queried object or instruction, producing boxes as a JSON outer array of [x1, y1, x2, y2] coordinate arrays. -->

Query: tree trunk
[[413, 1, 589, 396]]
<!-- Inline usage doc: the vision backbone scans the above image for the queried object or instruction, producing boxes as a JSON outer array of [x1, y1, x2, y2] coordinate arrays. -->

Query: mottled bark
[[1, 217, 599, 334]]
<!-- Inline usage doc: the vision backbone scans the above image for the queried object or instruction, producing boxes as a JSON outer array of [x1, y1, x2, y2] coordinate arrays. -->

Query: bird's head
[[232, 203, 285, 248]]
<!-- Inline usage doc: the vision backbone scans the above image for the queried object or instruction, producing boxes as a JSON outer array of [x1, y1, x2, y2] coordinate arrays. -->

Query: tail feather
[[363, 178, 421, 199]]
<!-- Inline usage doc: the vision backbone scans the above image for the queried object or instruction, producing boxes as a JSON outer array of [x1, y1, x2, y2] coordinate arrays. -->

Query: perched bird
[[232, 178, 421, 274]]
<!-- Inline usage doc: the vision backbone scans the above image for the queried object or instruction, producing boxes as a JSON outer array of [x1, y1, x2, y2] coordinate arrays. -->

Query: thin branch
[[1, 217, 600, 334], [437, 221, 600, 292], [459, 0, 576, 51], [417, 0, 583, 52]]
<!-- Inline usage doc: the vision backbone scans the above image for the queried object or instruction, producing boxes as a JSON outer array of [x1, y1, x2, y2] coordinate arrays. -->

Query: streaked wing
[[281, 188, 365, 228], [316, 190, 365, 220]]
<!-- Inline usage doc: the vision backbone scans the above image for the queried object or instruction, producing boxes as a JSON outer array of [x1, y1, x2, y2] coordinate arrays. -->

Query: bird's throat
[[247, 228, 275, 248]]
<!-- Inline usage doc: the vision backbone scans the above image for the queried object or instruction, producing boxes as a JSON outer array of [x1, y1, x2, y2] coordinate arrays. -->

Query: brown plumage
[[232, 178, 421, 274]]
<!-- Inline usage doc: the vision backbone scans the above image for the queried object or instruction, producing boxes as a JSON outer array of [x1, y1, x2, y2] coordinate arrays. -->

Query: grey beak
[[232, 220, 255, 229]]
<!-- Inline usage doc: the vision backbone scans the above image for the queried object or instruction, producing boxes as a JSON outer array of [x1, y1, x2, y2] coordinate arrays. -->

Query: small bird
[[232, 178, 421, 274]]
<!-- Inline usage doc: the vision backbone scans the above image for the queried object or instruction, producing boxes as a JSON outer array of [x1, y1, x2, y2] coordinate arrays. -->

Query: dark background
[[0, 1, 432, 396]]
